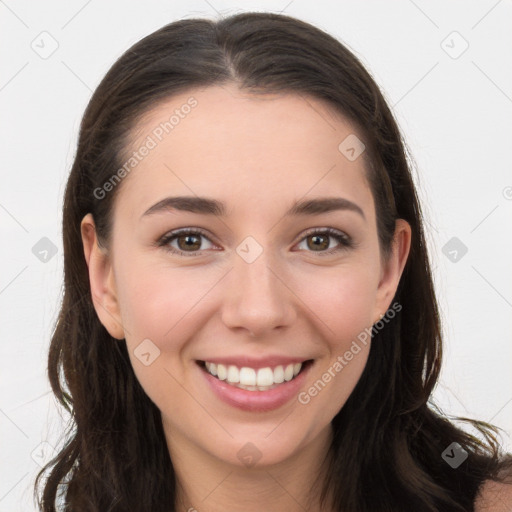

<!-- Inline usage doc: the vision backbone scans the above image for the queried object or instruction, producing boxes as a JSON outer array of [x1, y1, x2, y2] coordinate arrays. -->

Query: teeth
[[203, 361, 304, 389], [205, 361, 217, 376], [273, 365, 285, 383], [227, 365, 239, 383], [239, 367, 256, 386], [256, 367, 273, 387], [216, 363, 227, 381]]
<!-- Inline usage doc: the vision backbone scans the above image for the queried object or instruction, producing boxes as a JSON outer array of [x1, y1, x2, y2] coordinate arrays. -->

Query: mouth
[[196, 359, 314, 392]]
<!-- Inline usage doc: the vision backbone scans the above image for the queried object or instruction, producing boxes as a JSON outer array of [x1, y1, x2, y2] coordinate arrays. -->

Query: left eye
[[157, 228, 353, 257], [295, 229, 352, 254]]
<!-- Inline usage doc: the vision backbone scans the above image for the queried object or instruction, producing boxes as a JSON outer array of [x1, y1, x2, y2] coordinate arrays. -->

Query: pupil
[[311, 234, 327, 250], [181, 235, 199, 250]]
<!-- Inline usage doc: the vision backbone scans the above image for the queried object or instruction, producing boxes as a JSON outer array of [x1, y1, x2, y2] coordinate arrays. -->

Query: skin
[[81, 84, 411, 512], [475, 478, 512, 512]]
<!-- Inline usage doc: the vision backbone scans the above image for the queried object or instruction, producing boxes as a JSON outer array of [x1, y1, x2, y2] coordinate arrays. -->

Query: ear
[[373, 219, 411, 321], [80, 213, 125, 340]]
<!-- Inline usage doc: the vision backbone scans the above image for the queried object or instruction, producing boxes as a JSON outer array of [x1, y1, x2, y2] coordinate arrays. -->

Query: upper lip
[[197, 356, 313, 370]]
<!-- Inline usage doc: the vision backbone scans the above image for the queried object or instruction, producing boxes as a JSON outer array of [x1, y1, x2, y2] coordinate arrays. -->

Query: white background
[[1, 1, 511, 510]]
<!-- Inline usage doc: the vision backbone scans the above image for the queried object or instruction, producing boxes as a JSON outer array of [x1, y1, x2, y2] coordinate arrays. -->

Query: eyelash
[[156, 227, 354, 257]]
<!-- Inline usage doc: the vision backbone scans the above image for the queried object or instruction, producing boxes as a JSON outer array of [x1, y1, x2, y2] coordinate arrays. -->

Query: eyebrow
[[141, 195, 365, 220]]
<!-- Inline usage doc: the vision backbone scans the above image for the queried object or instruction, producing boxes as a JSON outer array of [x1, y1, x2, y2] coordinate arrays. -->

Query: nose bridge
[[221, 235, 295, 336]]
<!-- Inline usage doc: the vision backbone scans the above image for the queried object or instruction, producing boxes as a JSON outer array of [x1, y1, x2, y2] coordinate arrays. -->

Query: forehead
[[132, 83, 359, 154], [115, 84, 372, 221]]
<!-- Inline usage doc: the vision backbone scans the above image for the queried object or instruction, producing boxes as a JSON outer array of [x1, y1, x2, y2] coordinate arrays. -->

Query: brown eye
[[176, 233, 202, 251], [306, 233, 330, 251], [158, 228, 215, 256], [157, 227, 353, 257], [296, 228, 353, 255]]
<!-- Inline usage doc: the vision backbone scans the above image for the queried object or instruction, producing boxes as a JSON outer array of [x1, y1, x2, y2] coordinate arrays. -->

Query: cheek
[[115, 247, 378, 400], [115, 262, 198, 412], [290, 260, 379, 341], [303, 344, 370, 429], [117, 253, 379, 360], [115, 256, 213, 341], [115, 262, 228, 404], [291, 265, 375, 418]]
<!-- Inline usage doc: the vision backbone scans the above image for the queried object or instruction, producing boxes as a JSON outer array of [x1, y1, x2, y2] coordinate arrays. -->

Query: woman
[[34, 11, 512, 512]]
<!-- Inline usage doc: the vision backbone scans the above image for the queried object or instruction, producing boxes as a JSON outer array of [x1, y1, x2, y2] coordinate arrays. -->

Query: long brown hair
[[34, 11, 511, 511]]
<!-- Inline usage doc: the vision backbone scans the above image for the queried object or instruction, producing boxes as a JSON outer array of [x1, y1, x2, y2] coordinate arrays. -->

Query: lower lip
[[198, 361, 313, 412]]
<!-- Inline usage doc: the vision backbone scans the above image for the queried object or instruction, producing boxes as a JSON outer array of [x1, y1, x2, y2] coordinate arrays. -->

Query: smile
[[198, 359, 313, 392]]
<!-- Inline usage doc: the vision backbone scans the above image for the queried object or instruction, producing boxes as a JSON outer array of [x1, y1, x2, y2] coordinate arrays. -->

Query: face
[[81, 84, 410, 471]]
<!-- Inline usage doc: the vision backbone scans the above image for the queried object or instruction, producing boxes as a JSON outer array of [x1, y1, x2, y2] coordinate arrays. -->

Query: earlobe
[[80, 213, 125, 340], [374, 219, 412, 318]]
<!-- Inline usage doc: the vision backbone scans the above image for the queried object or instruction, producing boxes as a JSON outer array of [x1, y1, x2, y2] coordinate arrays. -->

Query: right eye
[[157, 228, 218, 257]]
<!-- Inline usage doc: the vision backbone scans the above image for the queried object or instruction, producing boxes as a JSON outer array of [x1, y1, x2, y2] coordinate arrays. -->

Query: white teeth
[[256, 367, 274, 387], [227, 365, 239, 383], [273, 365, 285, 383], [239, 367, 256, 386], [205, 362, 217, 376], [203, 361, 305, 389], [216, 363, 227, 381]]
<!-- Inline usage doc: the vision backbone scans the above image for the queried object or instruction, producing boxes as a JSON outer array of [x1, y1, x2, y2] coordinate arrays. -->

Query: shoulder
[[474, 479, 512, 511]]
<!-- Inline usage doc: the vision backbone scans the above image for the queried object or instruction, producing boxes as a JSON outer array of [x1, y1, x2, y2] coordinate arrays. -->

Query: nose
[[221, 247, 296, 338]]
